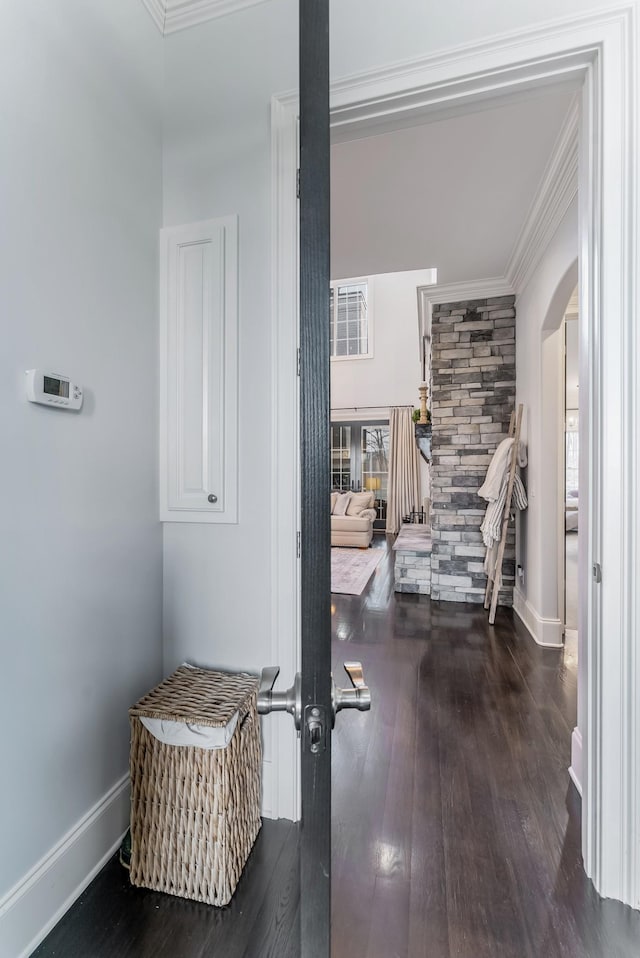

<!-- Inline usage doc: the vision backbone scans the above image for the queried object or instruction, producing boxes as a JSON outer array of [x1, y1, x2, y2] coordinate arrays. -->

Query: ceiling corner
[[141, 0, 166, 34], [141, 0, 271, 36]]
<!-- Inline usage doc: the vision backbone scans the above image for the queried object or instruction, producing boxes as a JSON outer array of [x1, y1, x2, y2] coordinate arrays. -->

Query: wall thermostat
[[25, 369, 83, 410]]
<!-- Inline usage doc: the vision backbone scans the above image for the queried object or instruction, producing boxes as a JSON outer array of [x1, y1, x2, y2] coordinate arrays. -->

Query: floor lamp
[[364, 476, 381, 517]]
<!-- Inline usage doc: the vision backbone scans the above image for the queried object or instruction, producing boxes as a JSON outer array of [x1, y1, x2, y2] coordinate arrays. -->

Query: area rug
[[331, 547, 384, 595]]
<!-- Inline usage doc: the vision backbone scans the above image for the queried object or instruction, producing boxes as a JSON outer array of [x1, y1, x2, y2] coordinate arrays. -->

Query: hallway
[[33, 540, 640, 957]]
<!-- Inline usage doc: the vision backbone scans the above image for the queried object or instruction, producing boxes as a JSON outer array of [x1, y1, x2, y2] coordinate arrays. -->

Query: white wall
[[161, 0, 300, 822], [514, 201, 578, 639], [161, 0, 298, 681], [330, 270, 434, 414], [0, 0, 163, 931]]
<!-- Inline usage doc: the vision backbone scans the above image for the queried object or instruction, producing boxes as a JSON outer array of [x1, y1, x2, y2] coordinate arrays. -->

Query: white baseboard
[[0, 774, 130, 958], [569, 726, 583, 796], [513, 586, 564, 648]]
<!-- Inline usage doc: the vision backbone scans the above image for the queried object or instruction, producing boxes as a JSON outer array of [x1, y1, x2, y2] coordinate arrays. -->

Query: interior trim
[[141, 0, 271, 35]]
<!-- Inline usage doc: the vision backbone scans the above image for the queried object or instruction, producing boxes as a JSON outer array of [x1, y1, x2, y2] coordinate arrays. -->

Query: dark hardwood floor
[[31, 819, 301, 958], [33, 536, 640, 957], [331, 535, 640, 958]]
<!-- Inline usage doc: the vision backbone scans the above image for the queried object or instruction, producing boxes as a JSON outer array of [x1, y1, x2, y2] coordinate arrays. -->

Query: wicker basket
[[128, 665, 261, 906]]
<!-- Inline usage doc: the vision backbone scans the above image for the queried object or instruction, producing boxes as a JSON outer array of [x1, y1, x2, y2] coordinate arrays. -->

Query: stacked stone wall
[[393, 526, 432, 595], [430, 296, 516, 604]]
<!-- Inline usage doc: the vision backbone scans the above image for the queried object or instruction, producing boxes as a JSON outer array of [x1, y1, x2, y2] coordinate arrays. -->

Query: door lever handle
[[343, 661, 366, 690], [332, 660, 371, 724], [257, 661, 371, 735], [257, 666, 280, 710], [257, 666, 302, 729]]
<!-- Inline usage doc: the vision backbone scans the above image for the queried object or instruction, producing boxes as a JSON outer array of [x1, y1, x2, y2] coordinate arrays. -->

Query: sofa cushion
[[346, 491, 375, 516], [330, 492, 339, 513], [333, 492, 352, 516], [331, 514, 372, 533]]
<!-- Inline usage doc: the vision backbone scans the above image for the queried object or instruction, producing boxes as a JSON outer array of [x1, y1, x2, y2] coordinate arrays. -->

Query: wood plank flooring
[[331, 535, 640, 958], [32, 535, 640, 956], [30, 820, 301, 958]]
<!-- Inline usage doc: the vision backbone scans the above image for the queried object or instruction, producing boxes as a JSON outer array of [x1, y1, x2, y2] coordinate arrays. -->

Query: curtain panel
[[386, 406, 421, 534]]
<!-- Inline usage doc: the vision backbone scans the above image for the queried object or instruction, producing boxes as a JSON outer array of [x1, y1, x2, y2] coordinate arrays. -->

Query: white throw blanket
[[478, 438, 528, 576], [477, 437, 527, 501]]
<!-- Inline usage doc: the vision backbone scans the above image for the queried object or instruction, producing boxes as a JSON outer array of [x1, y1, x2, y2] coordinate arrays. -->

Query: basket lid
[[129, 665, 258, 727]]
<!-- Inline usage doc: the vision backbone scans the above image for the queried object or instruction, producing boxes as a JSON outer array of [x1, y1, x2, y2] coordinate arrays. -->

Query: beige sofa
[[330, 491, 377, 548]]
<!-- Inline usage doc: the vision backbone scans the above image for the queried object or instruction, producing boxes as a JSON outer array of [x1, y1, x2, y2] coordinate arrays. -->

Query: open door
[[257, 3, 371, 955], [298, 0, 332, 953]]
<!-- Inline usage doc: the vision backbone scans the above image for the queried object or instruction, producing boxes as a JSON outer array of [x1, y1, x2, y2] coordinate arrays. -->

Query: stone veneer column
[[429, 296, 516, 604]]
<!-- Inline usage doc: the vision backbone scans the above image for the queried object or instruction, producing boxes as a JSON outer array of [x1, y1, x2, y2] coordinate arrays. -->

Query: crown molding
[[141, 0, 270, 35], [140, 0, 166, 32], [419, 276, 515, 310], [505, 96, 579, 293]]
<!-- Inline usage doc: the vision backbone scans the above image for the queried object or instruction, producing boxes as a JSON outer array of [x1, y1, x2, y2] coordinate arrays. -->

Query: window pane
[[348, 321, 359, 338], [361, 424, 390, 522], [329, 288, 334, 349], [331, 281, 368, 357], [330, 425, 351, 490]]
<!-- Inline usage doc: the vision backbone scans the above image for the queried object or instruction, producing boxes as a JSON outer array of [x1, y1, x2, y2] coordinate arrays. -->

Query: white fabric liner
[[141, 712, 239, 750], [140, 662, 240, 750]]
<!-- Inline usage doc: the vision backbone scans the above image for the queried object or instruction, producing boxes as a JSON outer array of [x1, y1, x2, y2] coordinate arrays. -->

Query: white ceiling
[[330, 89, 576, 283]]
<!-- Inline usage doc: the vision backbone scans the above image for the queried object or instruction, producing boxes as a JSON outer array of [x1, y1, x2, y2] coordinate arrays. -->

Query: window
[[566, 411, 579, 494], [331, 424, 352, 491], [329, 280, 370, 358], [331, 420, 390, 527]]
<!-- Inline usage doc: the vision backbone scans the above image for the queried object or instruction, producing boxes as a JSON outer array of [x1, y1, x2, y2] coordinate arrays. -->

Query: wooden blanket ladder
[[484, 403, 524, 625]]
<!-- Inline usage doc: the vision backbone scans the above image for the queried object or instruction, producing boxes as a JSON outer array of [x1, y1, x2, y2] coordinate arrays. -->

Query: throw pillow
[[346, 491, 374, 516], [333, 492, 352, 516], [331, 492, 339, 513]]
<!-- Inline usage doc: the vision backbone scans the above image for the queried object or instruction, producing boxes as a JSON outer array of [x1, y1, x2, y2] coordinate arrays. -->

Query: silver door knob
[[207, 493, 218, 503], [332, 661, 371, 724], [257, 666, 302, 730]]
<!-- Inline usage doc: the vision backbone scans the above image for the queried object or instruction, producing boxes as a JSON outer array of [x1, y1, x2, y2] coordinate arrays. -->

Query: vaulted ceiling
[[331, 89, 577, 286]]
